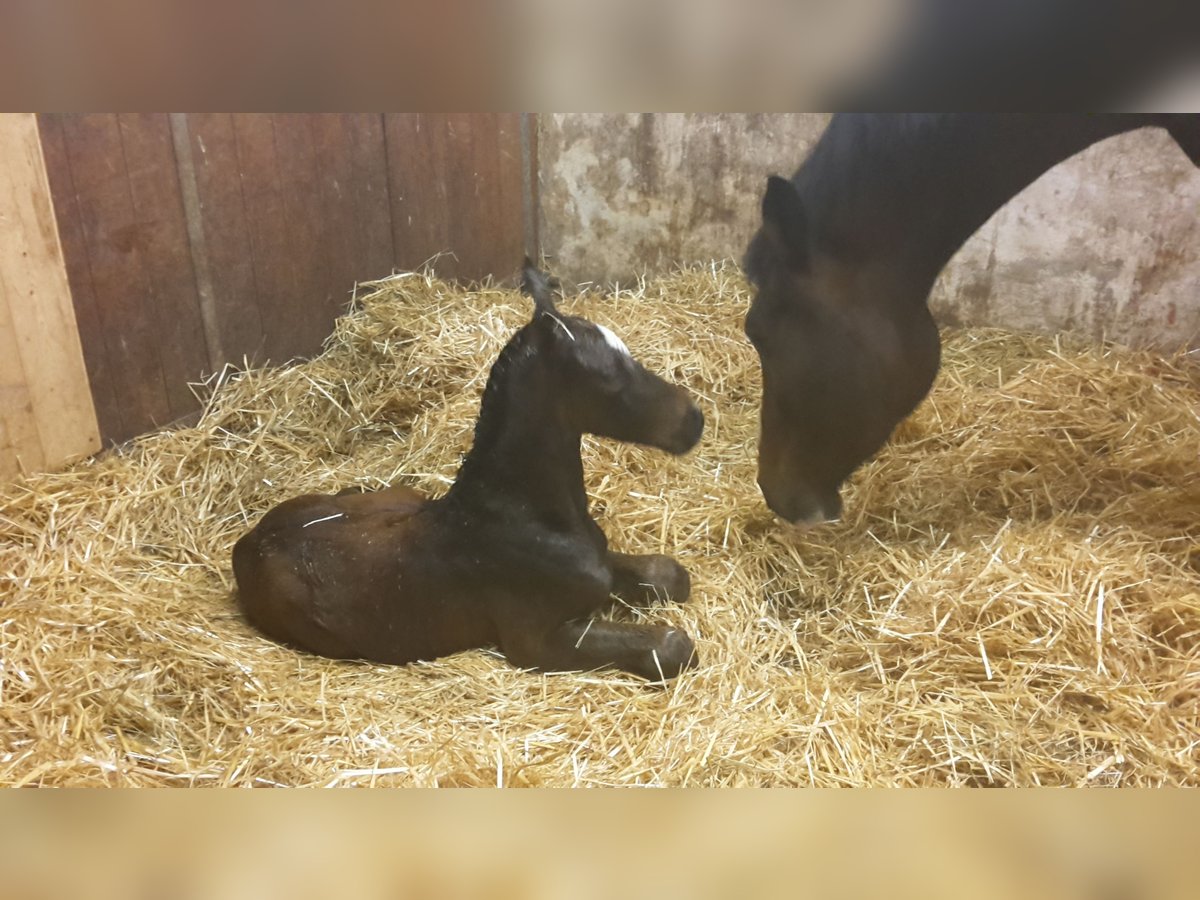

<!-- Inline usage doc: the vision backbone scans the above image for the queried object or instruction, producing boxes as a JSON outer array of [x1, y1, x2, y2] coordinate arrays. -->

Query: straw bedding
[[2, 263, 1198, 787]]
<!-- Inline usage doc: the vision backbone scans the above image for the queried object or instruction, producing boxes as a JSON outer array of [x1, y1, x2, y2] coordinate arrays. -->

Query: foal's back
[[232, 486, 497, 663]]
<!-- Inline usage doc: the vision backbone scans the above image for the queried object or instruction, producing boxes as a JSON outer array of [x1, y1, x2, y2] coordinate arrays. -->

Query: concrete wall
[[930, 127, 1200, 348], [538, 114, 1200, 349], [538, 114, 827, 287]]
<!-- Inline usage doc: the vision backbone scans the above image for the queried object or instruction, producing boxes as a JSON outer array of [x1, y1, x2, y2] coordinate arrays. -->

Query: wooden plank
[[308, 114, 394, 303], [168, 113, 225, 368], [55, 113, 174, 443], [306, 114, 359, 320], [339, 114, 396, 280], [443, 113, 525, 279], [384, 113, 526, 282], [184, 113, 266, 367], [25, 113, 534, 458], [521, 112, 539, 259], [270, 113, 337, 356], [228, 114, 310, 365], [189, 114, 396, 370], [0, 271, 45, 479], [116, 113, 211, 420], [37, 114, 124, 444], [385, 113, 452, 274], [0, 113, 101, 477], [443, 113, 491, 278]]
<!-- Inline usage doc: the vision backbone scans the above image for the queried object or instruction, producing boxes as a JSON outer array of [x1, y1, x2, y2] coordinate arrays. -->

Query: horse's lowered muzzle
[[757, 474, 842, 528], [664, 404, 704, 455]]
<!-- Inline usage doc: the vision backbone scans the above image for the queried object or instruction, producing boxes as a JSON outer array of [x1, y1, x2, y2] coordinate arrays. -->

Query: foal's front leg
[[500, 616, 697, 681], [607, 551, 691, 606]]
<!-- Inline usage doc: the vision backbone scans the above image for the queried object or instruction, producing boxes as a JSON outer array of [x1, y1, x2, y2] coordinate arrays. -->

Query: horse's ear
[[761, 176, 808, 270], [520, 257, 559, 318]]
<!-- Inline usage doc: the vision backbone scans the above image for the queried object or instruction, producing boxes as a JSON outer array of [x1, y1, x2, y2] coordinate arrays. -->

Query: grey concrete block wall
[[538, 114, 828, 287], [930, 127, 1200, 349], [538, 113, 1200, 349]]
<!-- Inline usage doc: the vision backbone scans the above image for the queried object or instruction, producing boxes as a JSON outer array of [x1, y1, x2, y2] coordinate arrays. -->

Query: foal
[[233, 262, 705, 680]]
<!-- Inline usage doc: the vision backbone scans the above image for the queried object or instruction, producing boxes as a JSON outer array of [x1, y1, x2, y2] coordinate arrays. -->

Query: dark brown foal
[[233, 261, 704, 681]]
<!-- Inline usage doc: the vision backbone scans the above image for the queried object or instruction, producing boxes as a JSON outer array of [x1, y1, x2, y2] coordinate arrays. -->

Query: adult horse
[[743, 114, 1200, 525]]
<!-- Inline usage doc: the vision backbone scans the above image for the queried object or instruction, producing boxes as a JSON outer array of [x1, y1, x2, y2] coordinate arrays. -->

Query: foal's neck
[[447, 331, 591, 530]]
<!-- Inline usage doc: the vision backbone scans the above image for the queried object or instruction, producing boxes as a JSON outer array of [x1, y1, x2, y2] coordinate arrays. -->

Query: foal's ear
[[761, 175, 808, 270], [520, 256, 560, 317]]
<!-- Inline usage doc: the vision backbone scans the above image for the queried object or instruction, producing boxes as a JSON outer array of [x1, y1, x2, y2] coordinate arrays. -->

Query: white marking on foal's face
[[596, 324, 630, 357]]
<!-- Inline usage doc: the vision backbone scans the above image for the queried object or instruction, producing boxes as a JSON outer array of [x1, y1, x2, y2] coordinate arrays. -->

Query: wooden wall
[[36, 113, 531, 447], [0, 115, 100, 480]]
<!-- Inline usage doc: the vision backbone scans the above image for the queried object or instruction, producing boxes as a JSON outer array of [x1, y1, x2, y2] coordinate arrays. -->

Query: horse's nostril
[[758, 474, 839, 527], [673, 405, 704, 451]]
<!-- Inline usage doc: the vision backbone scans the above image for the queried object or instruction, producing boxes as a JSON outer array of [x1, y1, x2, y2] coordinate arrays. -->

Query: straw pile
[[2, 263, 1198, 786]]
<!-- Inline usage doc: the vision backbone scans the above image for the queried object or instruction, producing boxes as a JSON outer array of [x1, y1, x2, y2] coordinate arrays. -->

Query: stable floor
[[2, 265, 1198, 786]]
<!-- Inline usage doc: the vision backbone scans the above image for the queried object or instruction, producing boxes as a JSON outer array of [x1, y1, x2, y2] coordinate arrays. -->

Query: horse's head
[[521, 260, 703, 455], [743, 177, 940, 525]]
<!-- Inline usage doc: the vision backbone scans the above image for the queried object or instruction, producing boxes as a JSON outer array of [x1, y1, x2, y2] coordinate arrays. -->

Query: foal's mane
[[456, 263, 580, 483], [462, 320, 540, 461]]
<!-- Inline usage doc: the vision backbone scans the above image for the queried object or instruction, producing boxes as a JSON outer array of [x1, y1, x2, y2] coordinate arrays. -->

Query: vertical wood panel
[[386, 114, 451, 272], [50, 113, 173, 442], [0, 271, 45, 477], [338, 114, 396, 278], [182, 113, 266, 367], [0, 114, 100, 478], [521, 112, 539, 259], [307, 114, 360, 317], [41, 113, 221, 445], [32, 113, 536, 455], [190, 113, 397, 367], [37, 115, 124, 442], [308, 114, 395, 298], [115, 113, 210, 419], [228, 114, 304, 364], [270, 113, 335, 359], [443, 114, 513, 278], [385, 113, 526, 282]]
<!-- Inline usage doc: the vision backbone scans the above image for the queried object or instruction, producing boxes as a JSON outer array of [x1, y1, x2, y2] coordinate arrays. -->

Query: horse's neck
[[804, 114, 1158, 294], [448, 357, 591, 531]]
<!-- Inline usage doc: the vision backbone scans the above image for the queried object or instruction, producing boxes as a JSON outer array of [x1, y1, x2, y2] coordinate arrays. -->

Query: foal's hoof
[[639, 556, 692, 605], [645, 627, 698, 681]]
